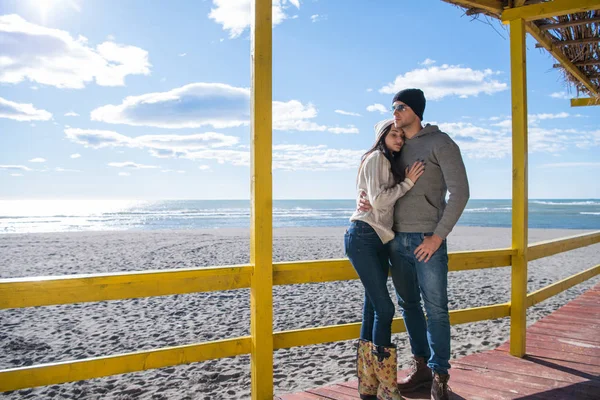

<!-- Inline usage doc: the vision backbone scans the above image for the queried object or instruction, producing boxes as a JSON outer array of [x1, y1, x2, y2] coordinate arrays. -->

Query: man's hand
[[414, 234, 443, 263], [357, 190, 372, 212]]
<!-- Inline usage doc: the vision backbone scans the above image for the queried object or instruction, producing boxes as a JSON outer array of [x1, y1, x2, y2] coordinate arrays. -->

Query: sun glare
[[27, 0, 81, 22]]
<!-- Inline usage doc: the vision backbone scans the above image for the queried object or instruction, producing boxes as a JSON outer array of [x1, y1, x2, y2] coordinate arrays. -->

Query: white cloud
[[64, 111, 79, 117], [327, 125, 359, 134], [0, 14, 150, 88], [55, 167, 80, 172], [65, 128, 134, 148], [0, 96, 52, 121], [91, 83, 354, 133], [70, 153, 81, 159], [0, 165, 33, 171], [118, 172, 130, 176], [366, 103, 388, 114], [379, 64, 507, 100], [10, 173, 23, 177], [91, 83, 250, 129], [29, 158, 46, 163], [550, 92, 570, 100], [65, 128, 239, 156], [108, 162, 159, 169], [178, 53, 187, 57], [366, 88, 373, 92], [437, 119, 600, 159], [64, 127, 366, 170], [335, 110, 361, 117], [530, 112, 570, 121], [421, 58, 436, 66], [161, 169, 186, 173], [310, 14, 326, 23], [209, 0, 300, 39]]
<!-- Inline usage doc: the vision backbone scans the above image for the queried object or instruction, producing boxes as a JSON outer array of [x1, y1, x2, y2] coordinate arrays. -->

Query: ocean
[[0, 199, 599, 234]]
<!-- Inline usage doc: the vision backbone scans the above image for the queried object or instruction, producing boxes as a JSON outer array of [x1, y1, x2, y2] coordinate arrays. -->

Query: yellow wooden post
[[509, 17, 528, 358], [250, 0, 273, 398]]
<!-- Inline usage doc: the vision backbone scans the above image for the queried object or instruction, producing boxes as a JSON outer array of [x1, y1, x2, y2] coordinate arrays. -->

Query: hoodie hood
[[411, 123, 440, 139]]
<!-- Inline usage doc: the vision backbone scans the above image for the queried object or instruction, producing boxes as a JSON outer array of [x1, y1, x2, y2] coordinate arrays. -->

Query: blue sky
[[1, 0, 599, 200]]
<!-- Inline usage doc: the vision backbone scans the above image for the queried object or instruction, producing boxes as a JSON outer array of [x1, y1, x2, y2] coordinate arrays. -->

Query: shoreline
[[1, 226, 598, 399]]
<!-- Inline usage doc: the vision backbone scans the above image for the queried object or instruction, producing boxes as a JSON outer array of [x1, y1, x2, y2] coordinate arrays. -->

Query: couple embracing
[[345, 88, 470, 400]]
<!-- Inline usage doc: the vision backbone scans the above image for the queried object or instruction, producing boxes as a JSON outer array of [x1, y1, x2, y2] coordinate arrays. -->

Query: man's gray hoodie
[[393, 124, 469, 239]]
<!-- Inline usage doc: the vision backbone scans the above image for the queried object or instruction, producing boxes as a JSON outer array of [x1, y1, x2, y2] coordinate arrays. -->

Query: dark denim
[[344, 220, 395, 347], [388, 232, 451, 375]]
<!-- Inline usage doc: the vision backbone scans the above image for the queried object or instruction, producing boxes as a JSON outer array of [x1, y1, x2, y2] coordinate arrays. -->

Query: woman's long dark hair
[[359, 125, 405, 184]]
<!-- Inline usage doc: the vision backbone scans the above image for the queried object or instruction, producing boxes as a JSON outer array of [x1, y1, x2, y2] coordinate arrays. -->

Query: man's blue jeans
[[344, 220, 395, 347], [388, 232, 450, 375]]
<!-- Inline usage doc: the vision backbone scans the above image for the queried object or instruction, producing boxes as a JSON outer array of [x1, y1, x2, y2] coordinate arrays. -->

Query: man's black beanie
[[392, 88, 426, 121]]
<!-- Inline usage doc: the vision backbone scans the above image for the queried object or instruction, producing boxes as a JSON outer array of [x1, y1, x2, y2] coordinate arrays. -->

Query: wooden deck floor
[[276, 284, 600, 400]]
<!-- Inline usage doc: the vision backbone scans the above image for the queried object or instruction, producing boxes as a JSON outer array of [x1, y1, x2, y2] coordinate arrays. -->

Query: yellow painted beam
[[571, 97, 600, 107], [448, 248, 514, 271], [250, 0, 273, 397], [525, 22, 599, 96], [1, 301, 513, 393], [528, 231, 600, 261], [273, 304, 510, 349], [502, 0, 600, 22], [0, 249, 514, 310], [0, 266, 252, 309], [0, 337, 251, 392], [527, 264, 600, 307], [442, 0, 504, 15], [509, 18, 529, 358], [273, 249, 514, 285], [449, 303, 511, 325]]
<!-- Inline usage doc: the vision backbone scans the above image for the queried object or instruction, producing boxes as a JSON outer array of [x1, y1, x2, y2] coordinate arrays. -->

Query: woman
[[345, 119, 424, 400]]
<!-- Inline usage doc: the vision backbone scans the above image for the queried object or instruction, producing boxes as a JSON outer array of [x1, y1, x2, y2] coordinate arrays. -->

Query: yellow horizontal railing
[[528, 231, 600, 261], [0, 265, 253, 309], [527, 264, 600, 307], [0, 231, 598, 392], [0, 249, 513, 310], [0, 303, 510, 392], [0, 337, 251, 392]]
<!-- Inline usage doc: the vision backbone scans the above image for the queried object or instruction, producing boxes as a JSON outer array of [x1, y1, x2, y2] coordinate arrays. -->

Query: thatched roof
[[442, 1, 600, 98]]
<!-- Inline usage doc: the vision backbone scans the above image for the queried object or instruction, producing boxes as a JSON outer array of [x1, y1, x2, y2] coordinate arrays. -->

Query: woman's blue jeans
[[344, 220, 395, 347], [388, 232, 451, 375]]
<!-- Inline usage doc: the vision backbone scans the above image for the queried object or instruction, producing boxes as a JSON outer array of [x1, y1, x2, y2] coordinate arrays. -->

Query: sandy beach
[[1, 226, 599, 399]]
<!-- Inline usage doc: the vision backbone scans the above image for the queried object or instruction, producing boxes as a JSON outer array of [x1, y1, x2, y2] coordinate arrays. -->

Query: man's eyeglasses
[[391, 104, 409, 113]]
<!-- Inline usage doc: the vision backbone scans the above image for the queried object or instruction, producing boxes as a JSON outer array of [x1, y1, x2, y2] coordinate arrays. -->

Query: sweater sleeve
[[362, 153, 414, 210], [433, 140, 470, 239]]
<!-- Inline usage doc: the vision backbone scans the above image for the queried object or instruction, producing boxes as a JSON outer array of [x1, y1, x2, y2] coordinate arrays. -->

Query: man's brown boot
[[397, 356, 432, 392], [430, 372, 450, 400]]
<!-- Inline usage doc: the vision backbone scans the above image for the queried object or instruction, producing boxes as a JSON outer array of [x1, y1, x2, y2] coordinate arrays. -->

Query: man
[[359, 88, 469, 400]]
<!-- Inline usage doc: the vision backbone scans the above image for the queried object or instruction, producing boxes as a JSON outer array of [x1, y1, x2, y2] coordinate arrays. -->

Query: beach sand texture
[[1, 226, 599, 399]]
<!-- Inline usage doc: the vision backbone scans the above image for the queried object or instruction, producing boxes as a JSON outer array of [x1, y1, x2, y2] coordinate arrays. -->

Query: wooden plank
[[527, 325, 600, 343], [496, 335, 600, 356], [502, 0, 600, 22], [539, 313, 600, 327], [502, 345, 600, 366], [450, 365, 582, 398], [454, 351, 592, 384], [308, 385, 360, 399], [277, 393, 324, 400]]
